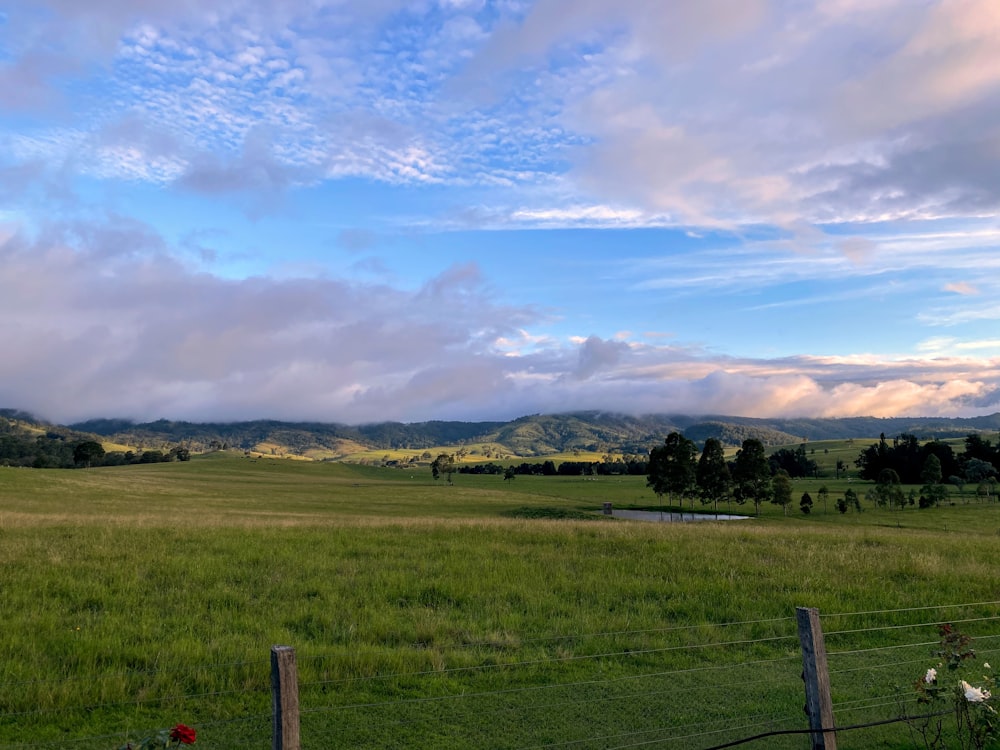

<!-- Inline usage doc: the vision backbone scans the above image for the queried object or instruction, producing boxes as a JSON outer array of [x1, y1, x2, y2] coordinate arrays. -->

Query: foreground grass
[[2, 455, 999, 748]]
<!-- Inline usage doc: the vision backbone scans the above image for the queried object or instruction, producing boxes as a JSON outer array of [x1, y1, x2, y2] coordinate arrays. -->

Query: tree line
[[853, 432, 999, 508], [855, 433, 998, 484], [644, 431, 1000, 516], [0, 433, 190, 469]]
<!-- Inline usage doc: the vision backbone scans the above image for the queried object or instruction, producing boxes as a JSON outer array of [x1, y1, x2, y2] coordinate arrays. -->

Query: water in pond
[[609, 509, 750, 522]]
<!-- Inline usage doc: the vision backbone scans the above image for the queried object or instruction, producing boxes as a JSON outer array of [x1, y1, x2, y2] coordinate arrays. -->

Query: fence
[[2, 601, 999, 749]]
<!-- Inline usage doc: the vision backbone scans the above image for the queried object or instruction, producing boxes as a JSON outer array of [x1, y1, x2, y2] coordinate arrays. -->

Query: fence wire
[[3, 600, 998, 749]]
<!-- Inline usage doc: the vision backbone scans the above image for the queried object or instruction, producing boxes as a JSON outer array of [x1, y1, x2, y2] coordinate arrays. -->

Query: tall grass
[[1, 455, 999, 747]]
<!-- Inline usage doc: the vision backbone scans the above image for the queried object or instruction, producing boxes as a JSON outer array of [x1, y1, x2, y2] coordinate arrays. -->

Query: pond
[[608, 509, 750, 523]]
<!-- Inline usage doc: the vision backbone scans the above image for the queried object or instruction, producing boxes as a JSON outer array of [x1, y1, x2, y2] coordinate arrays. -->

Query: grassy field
[[2, 453, 999, 749]]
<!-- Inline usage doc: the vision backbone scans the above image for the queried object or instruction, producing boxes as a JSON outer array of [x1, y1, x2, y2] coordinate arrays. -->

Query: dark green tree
[[800, 491, 813, 515], [948, 474, 965, 501], [855, 433, 892, 481], [732, 438, 771, 516], [817, 485, 829, 514], [920, 453, 943, 485], [696, 437, 731, 515], [73, 440, 105, 468], [768, 445, 817, 478], [503, 466, 516, 481], [647, 432, 698, 510], [919, 482, 948, 508], [963, 433, 998, 467], [869, 468, 905, 509], [431, 453, 455, 484], [771, 469, 793, 516], [965, 458, 996, 484], [919, 455, 947, 508], [844, 487, 861, 512]]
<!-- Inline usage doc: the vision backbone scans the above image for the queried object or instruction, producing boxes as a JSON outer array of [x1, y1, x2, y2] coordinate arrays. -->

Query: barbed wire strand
[[0, 683, 271, 720], [297, 652, 800, 711], [301, 661, 802, 723], [353, 615, 799, 654], [824, 614, 1000, 638], [600, 714, 805, 750], [514, 710, 799, 750], [821, 600, 1000, 619], [0, 659, 269, 690], [297, 633, 800, 690], [830, 633, 1000, 658], [830, 645, 1000, 676], [6, 601, 991, 690], [692, 710, 955, 750]]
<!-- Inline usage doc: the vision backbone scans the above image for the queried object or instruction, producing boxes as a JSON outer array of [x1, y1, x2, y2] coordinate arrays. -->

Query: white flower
[[925, 668, 937, 684], [961, 680, 991, 703], [985, 663, 991, 670]]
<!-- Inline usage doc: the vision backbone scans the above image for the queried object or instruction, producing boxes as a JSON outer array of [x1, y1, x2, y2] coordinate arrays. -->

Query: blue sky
[[2, 0, 1000, 424]]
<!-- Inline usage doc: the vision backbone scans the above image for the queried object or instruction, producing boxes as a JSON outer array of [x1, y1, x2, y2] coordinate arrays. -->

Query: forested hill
[[59, 410, 1000, 458]]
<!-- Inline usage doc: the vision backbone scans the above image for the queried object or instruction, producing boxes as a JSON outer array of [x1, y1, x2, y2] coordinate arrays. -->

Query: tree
[[431, 453, 455, 484], [73, 440, 105, 468], [769, 445, 817, 478], [168, 446, 191, 462], [817, 485, 829, 514], [917, 454, 947, 508], [948, 475, 966, 502], [977, 477, 998, 502], [696, 437, 731, 515], [855, 433, 892, 481], [503, 466, 516, 482], [963, 433, 997, 466], [844, 488, 861, 513], [835, 459, 846, 480], [965, 458, 997, 485], [869, 468, 905, 510], [771, 469, 793, 516], [800, 491, 814, 515], [920, 454, 943, 485], [732, 438, 771, 516], [835, 496, 849, 514], [647, 432, 698, 510], [919, 482, 948, 508]]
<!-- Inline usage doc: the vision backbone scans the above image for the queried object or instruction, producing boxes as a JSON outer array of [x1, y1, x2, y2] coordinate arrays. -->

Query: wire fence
[[2, 601, 999, 748]]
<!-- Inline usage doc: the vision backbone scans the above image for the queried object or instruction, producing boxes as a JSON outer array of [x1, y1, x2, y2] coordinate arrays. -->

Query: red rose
[[169, 724, 197, 745]]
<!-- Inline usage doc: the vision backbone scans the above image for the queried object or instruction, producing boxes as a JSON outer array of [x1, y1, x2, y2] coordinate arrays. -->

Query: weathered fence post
[[271, 645, 300, 750], [797, 607, 837, 750]]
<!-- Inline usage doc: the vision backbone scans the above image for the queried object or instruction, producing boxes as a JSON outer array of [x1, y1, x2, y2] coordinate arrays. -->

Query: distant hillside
[[58, 410, 1000, 460]]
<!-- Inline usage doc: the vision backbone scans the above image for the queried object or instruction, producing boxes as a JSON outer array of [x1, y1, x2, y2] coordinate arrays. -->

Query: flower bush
[[906, 625, 997, 750], [117, 723, 196, 749]]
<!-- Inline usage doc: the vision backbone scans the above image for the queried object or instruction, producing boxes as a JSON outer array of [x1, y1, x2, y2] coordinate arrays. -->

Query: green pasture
[[2, 454, 1000, 748]]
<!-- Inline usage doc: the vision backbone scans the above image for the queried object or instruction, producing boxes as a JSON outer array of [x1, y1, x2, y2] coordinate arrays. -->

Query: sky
[[2, 0, 1000, 425]]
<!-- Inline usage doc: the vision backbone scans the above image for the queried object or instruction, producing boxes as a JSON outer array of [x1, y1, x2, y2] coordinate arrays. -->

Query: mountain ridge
[[6, 408, 999, 461], [62, 410, 1000, 458]]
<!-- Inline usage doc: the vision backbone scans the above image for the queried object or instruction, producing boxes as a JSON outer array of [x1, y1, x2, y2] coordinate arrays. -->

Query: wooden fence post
[[797, 607, 837, 750], [271, 645, 300, 750]]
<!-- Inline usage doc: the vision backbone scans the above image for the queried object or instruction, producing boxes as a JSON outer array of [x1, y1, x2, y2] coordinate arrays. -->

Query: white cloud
[[2, 218, 998, 424], [944, 281, 980, 295]]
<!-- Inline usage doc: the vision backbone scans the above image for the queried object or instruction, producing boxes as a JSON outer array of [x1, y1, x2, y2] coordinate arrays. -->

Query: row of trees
[[647, 433, 871, 516], [855, 433, 999, 485], [646, 433, 781, 515], [0, 433, 191, 469]]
